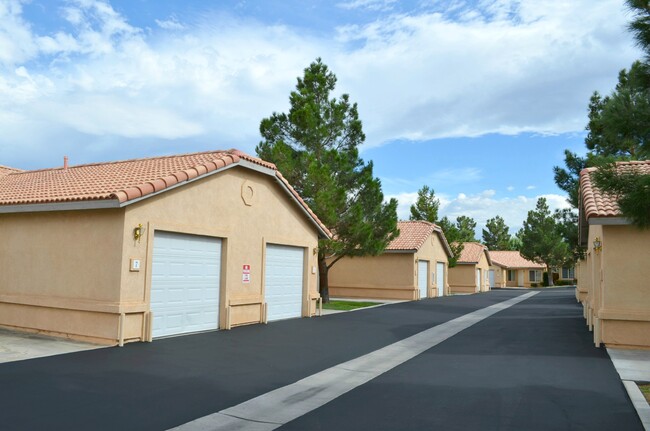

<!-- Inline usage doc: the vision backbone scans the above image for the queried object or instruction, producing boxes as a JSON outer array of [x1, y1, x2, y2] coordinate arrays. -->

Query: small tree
[[482, 215, 511, 250], [409, 185, 439, 223], [256, 59, 399, 302], [519, 198, 571, 286]]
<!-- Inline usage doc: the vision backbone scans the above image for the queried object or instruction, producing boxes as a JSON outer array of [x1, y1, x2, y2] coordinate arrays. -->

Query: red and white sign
[[242, 264, 251, 283]]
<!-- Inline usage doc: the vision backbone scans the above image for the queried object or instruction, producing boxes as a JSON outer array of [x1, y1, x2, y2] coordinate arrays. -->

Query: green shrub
[[542, 272, 549, 287]]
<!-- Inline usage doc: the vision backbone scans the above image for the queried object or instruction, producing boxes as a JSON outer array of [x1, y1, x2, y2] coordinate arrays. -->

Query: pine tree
[[257, 59, 399, 302]]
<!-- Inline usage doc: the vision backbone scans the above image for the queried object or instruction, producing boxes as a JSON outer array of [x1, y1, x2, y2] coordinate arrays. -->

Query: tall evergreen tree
[[438, 217, 463, 267], [554, 208, 583, 260], [438, 215, 477, 266], [482, 216, 511, 250], [586, 2, 650, 228], [553, 150, 587, 208], [519, 198, 571, 286], [409, 185, 439, 223], [256, 59, 399, 302], [456, 215, 477, 242]]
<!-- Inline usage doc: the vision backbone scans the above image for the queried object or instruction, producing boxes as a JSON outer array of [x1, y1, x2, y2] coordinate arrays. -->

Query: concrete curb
[[623, 381, 650, 431]]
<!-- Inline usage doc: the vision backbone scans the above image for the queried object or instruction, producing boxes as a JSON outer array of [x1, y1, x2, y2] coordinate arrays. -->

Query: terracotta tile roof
[[0, 149, 331, 237], [455, 242, 492, 265], [490, 250, 545, 269], [580, 160, 650, 219], [0, 165, 23, 176], [386, 221, 452, 257]]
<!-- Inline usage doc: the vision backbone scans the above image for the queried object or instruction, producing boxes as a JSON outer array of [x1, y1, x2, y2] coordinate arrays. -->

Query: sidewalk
[[608, 348, 650, 430], [0, 327, 102, 364]]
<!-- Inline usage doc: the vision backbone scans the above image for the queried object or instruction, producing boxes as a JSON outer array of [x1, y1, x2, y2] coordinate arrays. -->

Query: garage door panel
[[418, 260, 428, 299], [436, 262, 445, 297], [265, 244, 304, 322], [151, 231, 221, 338]]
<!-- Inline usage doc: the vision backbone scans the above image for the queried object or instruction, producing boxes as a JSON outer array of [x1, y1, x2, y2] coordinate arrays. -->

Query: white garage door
[[151, 231, 221, 338], [265, 244, 304, 321], [418, 260, 428, 299], [436, 262, 445, 297], [489, 270, 495, 288]]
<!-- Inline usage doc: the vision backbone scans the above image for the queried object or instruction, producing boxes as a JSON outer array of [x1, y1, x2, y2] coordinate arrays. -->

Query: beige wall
[[328, 231, 449, 300], [328, 253, 417, 300], [502, 268, 544, 288], [416, 231, 449, 298], [576, 259, 588, 303], [582, 223, 650, 348], [0, 209, 126, 344], [0, 166, 321, 344], [490, 265, 506, 288], [449, 251, 490, 294]]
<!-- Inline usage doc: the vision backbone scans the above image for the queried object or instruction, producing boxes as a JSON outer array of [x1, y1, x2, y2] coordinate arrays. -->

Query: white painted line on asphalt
[[622, 381, 650, 431], [170, 291, 539, 431]]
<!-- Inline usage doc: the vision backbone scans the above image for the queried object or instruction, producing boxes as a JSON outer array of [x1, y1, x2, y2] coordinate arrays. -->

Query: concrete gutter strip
[[623, 381, 650, 431], [170, 291, 538, 431]]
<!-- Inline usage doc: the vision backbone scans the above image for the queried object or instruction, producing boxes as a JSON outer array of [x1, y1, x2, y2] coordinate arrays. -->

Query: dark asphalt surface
[[0, 288, 642, 430]]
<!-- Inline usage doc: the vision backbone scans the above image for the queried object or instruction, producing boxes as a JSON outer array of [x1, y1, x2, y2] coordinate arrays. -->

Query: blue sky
[[0, 0, 642, 235]]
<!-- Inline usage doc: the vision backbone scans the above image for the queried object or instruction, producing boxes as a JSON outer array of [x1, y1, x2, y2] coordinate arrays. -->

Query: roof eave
[[587, 216, 631, 225], [0, 199, 121, 214]]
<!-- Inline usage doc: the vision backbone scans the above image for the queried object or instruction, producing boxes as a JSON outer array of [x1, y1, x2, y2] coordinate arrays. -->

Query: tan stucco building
[[0, 150, 330, 345], [577, 160, 650, 348], [328, 221, 452, 300], [489, 251, 546, 288], [448, 242, 492, 294]]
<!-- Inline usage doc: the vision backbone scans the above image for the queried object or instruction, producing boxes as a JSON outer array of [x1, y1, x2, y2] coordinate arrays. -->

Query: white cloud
[[336, 0, 396, 11], [381, 167, 483, 189], [388, 189, 571, 236], [506, 185, 514, 192], [155, 17, 185, 31], [526, 185, 536, 190], [0, 0, 641, 167]]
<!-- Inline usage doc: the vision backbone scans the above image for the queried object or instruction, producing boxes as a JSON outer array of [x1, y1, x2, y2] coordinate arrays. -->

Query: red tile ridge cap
[[110, 152, 241, 203], [227, 149, 277, 170], [0, 165, 23, 173]]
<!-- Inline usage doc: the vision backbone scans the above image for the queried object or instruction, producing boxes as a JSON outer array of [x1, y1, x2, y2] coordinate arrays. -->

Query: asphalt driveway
[[0, 288, 642, 430]]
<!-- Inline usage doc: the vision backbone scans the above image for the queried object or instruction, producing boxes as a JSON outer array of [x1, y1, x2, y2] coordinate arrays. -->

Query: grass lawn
[[322, 300, 381, 311], [639, 383, 650, 404]]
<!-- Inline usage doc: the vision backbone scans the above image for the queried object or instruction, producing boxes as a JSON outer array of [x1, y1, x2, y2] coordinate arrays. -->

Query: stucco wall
[[500, 267, 544, 288], [582, 223, 650, 348], [415, 232, 449, 297], [490, 265, 506, 288], [449, 264, 476, 294], [576, 259, 588, 303], [328, 253, 417, 300], [449, 250, 490, 294], [123, 166, 320, 336], [0, 209, 125, 343], [328, 231, 449, 300]]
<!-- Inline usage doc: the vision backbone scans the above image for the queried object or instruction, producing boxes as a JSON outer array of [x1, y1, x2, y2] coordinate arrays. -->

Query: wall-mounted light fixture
[[593, 237, 602, 255], [134, 224, 145, 243]]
